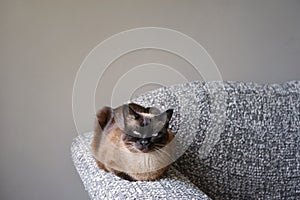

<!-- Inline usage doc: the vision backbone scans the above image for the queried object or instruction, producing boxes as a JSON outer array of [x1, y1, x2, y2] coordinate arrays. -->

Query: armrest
[[71, 132, 211, 200]]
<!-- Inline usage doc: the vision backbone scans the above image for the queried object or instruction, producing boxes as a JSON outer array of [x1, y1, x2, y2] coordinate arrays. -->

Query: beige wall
[[0, 1, 299, 199]]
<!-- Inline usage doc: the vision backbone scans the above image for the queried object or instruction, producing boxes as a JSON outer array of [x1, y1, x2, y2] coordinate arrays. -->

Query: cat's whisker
[[153, 146, 172, 161], [154, 143, 166, 148]]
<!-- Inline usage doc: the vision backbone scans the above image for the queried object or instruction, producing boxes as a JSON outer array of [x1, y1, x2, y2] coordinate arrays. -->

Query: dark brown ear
[[128, 103, 148, 113], [96, 106, 114, 130], [155, 109, 174, 126], [165, 109, 173, 123], [128, 105, 141, 119], [146, 106, 161, 115]]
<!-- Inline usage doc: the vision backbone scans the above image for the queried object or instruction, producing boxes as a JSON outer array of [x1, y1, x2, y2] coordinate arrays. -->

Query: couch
[[71, 81, 300, 199]]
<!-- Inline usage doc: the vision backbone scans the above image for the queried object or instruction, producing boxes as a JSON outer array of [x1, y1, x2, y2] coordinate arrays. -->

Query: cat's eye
[[133, 113, 140, 120], [133, 130, 141, 136], [152, 132, 159, 137]]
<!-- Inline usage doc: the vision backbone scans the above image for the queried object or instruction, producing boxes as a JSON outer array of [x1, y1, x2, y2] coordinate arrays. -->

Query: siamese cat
[[92, 103, 175, 181]]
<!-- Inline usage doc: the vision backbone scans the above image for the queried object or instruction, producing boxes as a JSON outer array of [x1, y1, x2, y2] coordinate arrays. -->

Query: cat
[[91, 103, 175, 181]]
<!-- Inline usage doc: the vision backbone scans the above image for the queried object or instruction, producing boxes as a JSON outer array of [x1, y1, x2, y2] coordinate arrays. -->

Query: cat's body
[[92, 103, 175, 181]]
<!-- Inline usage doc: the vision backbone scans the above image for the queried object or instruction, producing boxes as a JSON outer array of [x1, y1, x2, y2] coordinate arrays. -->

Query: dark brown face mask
[[120, 103, 173, 152]]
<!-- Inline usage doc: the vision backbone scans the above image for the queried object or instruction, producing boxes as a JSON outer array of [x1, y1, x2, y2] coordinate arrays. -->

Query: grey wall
[[0, 1, 299, 200]]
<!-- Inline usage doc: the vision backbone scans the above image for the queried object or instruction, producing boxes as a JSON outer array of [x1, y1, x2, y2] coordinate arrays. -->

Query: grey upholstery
[[71, 133, 211, 199], [71, 81, 300, 199]]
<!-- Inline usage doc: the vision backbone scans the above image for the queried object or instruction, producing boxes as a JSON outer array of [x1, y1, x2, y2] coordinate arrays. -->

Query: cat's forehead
[[139, 112, 155, 118], [129, 112, 166, 127]]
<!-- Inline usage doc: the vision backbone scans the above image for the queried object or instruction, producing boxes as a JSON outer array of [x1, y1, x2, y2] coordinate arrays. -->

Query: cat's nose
[[140, 139, 149, 145], [141, 119, 150, 127]]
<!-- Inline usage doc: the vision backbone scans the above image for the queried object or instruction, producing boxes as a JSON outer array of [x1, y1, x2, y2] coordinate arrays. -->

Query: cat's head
[[121, 103, 173, 153]]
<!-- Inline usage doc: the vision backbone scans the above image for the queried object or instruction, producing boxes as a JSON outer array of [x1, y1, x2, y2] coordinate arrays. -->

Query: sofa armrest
[[71, 132, 211, 200]]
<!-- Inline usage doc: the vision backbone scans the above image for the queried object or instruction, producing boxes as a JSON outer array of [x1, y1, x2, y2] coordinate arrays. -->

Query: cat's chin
[[139, 149, 154, 153], [133, 146, 155, 153]]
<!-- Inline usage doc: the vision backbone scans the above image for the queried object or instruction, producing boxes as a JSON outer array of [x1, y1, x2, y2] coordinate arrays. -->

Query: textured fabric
[[71, 80, 300, 199], [71, 133, 211, 200], [133, 80, 300, 199]]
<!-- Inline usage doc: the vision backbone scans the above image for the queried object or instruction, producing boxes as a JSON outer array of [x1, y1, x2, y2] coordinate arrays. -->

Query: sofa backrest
[[133, 81, 300, 199]]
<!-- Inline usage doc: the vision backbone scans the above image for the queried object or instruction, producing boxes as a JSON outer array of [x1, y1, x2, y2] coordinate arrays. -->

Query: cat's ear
[[95, 106, 114, 130], [114, 104, 141, 130], [165, 109, 174, 123], [146, 106, 161, 115], [128, 105, 141, 120], [155, 109, 174, 126]]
